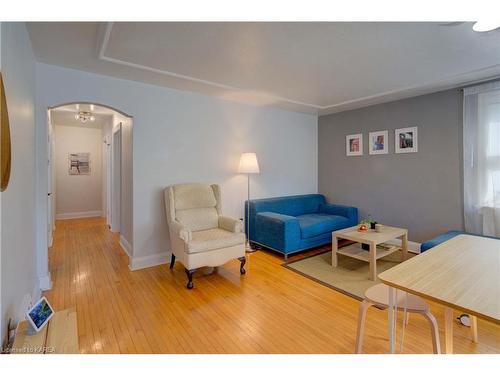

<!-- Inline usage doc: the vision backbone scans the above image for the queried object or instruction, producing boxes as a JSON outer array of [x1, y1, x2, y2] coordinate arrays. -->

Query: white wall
[[1, 23, 38, 343], [102, 119, 112, 223], [112, 114, 133, 249], [35, 63, 318, 270], [54, 125, 103, 219]]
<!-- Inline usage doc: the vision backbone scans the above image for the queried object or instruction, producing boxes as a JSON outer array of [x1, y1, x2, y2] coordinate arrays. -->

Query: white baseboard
[[38, 273, 52, 291], [386, 239, 421, 254], [129, 251, 171, 271], [56, 210, 102, 220], [119, 235, 132, 257]]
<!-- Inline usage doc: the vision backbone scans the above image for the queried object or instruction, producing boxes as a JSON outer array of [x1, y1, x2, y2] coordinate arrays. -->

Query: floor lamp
[[238, 152, 260, 252]]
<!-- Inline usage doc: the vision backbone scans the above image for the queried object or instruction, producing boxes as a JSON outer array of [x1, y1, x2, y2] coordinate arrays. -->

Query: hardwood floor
[[44, 217, 500, 354]]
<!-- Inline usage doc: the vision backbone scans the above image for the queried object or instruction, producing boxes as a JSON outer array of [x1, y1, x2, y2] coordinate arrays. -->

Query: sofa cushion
[[297, 213, 351, 239], [249, 194, 326, 217], [187, 228, 245, 254]]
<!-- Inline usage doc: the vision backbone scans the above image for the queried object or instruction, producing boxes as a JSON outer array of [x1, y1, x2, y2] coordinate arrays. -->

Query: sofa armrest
[[255, 212, 301, 251], [169, 220, 192, 242], [219, 216, 243, 233], [320, 203, 358, 223]]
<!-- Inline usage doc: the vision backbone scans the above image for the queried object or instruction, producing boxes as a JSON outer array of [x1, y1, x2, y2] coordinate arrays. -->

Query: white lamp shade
[[238, 152, 260, 174]]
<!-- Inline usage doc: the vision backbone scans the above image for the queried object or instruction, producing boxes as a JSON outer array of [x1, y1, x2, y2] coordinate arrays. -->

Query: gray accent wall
[[318, 89, 463, 243]]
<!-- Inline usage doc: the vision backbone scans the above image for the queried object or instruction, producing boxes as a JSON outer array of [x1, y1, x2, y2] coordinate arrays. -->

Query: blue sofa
[[421, 230, 498, 252], [245, 194, 358, 260]]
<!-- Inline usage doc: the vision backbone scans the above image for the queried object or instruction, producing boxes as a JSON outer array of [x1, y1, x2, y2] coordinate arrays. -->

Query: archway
[[41, 101, 133, 290]]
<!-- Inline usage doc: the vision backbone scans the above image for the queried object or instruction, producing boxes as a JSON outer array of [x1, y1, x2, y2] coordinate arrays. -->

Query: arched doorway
[[43, 102, 133, 288]]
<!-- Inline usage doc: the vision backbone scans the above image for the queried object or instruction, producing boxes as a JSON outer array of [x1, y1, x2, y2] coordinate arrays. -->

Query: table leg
[[388, 286, 396, 354], [471, 315, 478, 343], [401, 232, 408, 261], [369, 241, 376, 281], [444, 307, 454, 354], [332, 234, 338, 267]]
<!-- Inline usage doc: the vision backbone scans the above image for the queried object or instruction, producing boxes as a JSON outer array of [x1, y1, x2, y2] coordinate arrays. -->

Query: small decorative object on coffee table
[[332, 225, 408, 281]]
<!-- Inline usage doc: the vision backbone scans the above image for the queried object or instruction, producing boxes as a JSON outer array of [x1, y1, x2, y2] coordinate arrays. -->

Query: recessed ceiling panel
[[28, 22, 500, 114]]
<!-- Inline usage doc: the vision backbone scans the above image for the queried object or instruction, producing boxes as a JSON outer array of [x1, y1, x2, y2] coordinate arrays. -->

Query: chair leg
[[422, 311, 441, 354], [471, 315, 478, 343], [404, 311, 410, 326], [444, 307, 454, 354], [185, 268, 196, 289], [169, 254, 176, 269], [238, 256, 246, 275], [355, 300, 374, 354]]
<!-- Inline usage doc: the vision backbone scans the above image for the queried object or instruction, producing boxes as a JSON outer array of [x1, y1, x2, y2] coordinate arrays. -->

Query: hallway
[[44, 218, 500, 354]]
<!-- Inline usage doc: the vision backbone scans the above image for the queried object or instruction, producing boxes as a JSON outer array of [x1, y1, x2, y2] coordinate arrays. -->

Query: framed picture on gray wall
[[369, 130, 389, 155], [346, 134, 363, 156], [395, 127, 418, 153]]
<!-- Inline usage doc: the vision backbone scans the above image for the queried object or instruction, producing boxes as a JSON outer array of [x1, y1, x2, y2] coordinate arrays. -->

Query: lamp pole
[[238, 152, 259, 253]]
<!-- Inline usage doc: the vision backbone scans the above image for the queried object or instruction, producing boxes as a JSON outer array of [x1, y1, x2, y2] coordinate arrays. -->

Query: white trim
[[38, 273, 52, 291], [98, 23, 321, 110], [385, 239, 421, 254], [56, 210, 102, 220], [129, 251, 171, 271], [97, 22, 500, 115], [119, 235, 132, 258]]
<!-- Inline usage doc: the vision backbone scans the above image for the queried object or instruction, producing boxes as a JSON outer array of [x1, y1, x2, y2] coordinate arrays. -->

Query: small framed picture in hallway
[[68, 152, 91, 175]]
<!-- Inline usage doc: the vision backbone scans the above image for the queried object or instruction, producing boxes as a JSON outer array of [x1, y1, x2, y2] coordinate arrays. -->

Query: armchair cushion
[[219, 216, 243, 233], [173, 183, 217, 210], [176, 207, 219, 231], [297, 213, 351, 239], [187, 228, 245, 254]]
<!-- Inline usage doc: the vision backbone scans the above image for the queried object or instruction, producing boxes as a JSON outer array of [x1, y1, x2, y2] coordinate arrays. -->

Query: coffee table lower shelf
[[336, 243, 401, 262]]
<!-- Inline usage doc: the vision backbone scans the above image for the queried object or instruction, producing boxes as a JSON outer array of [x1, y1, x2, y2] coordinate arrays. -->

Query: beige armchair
[[164, 183, 246, 289]]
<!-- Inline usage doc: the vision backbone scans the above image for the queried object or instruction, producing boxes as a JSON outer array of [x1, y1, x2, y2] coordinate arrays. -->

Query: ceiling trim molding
[[97, 22, 323, 110], [97, 22, 500, 114]]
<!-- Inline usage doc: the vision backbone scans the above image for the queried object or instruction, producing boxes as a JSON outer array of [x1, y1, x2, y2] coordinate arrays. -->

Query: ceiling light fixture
[[75, 111, 96, 123], [472, 21, 500, 32]]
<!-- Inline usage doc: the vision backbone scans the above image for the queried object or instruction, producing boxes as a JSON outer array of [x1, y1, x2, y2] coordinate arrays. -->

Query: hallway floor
[[44, 217, 500, 353]]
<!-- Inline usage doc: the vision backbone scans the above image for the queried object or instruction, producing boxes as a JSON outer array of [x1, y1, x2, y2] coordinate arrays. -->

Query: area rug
[[283, 249, 415, 301]]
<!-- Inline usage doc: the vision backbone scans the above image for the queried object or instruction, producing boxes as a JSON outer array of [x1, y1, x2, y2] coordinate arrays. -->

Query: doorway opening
[[47, 103, 133, 256]]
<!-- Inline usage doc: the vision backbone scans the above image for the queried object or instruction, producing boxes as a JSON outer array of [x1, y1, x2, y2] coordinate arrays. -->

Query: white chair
[[164, 183, 246, 289], [355, 283, 441, 354]]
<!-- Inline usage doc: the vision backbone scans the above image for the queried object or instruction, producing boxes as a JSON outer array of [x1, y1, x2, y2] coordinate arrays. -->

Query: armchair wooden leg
[[185, 268, 196, 289], [238, 256, 246, 275], [169, 254, 176, 269]]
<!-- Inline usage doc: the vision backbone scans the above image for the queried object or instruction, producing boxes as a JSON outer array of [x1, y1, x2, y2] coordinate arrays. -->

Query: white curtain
[[464, 80, 500, 236]]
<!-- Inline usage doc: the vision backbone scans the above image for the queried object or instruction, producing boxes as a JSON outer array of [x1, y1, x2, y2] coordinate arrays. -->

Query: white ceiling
[[51, 103, 114, 129], [28, 22, 500, 115]]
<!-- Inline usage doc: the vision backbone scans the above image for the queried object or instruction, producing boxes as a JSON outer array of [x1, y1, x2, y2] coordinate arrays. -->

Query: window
[[464, 82, 500, 236]]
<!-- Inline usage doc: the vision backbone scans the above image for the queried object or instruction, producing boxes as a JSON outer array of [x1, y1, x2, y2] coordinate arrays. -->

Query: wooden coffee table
[[332, 225, 408, 281]]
